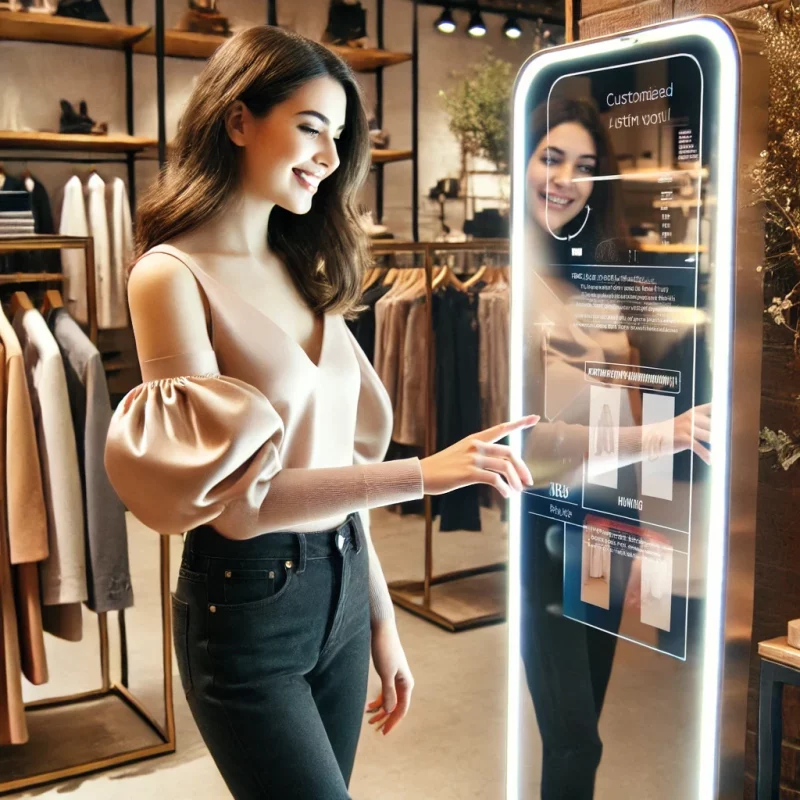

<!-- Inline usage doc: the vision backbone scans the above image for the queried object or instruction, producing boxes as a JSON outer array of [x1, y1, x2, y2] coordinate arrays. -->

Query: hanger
[[463, 265, 488, 289], [41, 289, 64, 314], [10, 291, 34, 316], [433, 265, 467, 292], [381, 267, 398, 286]]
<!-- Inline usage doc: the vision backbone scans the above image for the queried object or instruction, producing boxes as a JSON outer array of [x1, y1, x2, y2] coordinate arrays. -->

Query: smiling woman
[[135, 25, 372, 317], [102, 22, 537, 800]]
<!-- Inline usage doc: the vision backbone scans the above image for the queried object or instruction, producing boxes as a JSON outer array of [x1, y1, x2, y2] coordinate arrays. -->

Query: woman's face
[[231, 75, 346, 214], [527, 121, 597, 234]]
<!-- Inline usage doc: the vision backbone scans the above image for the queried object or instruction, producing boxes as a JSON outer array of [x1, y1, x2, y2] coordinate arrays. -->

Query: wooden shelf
[[0, 11, 149, 50], [372, 149, 413, 165], [0, 131, 156, 153], [132, 28, 225, 59], [328, 45, 412, 72], [0, 272, 64, 283], [132, 29, 411, 72]]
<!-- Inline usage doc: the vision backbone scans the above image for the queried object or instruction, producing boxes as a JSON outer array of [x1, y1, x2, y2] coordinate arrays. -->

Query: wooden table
[[758, 637, 800, 798]]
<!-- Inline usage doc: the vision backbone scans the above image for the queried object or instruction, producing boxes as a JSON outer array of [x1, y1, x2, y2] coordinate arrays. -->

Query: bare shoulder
[[128, 251, 211, 363]]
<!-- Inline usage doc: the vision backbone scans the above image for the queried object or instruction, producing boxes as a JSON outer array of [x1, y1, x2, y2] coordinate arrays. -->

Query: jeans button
[[224, 570, 232, 578], [209, 605, 217, 614], [285, 561, 293, 570]]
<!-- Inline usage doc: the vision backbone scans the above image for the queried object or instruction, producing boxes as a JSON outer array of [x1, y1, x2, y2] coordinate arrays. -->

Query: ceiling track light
[[503, 16, 522, 39], [434, 6, 457, 34], [467, 8, 487, 37]]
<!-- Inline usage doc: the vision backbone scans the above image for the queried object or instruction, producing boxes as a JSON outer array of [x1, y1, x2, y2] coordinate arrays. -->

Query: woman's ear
[[225, 100, 248, 147]]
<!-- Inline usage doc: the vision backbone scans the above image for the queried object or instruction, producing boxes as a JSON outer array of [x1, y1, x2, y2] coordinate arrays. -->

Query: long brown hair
[[529, 97, 627, 244], [135, 25, 372, 317]]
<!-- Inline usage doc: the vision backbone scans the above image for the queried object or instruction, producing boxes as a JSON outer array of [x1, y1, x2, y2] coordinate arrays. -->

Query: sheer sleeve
[[105, 347, 425, 542]]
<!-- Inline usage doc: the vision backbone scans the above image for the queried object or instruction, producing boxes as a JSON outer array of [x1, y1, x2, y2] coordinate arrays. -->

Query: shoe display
[[59, 99, 108, 135], [176, 0, 231, 37], [55, 0, 109, 22], [323, 0, 369, 48], [368, 110, 391, 149]]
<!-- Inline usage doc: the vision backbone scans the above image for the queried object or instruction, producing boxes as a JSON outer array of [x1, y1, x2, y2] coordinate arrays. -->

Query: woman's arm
[[105, 254, 423, 539]]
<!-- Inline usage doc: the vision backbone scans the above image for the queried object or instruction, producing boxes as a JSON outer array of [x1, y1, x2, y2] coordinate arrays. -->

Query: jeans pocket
[[171, 594, 193, 695], [219, 561, 294, 610]]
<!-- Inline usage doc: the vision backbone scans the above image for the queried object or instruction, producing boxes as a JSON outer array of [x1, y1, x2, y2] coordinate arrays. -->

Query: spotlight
[[503, 16, 522, 39], [467, 9, 487, 37], [434, 7, 456, 34]]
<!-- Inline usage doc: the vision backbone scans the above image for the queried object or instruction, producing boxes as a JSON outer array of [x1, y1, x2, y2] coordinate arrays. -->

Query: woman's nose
[[316, 137, 340, 174], [551, 162, 574, 185]]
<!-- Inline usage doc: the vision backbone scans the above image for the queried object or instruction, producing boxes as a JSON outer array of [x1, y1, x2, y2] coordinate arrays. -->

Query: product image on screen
[[520, 50, 714, 661]]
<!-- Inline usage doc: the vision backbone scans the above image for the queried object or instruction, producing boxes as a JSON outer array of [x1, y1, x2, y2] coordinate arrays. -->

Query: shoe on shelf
[[55, 0, 110, 22]]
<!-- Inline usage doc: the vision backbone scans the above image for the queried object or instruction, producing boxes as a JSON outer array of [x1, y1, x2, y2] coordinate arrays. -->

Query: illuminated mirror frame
[[507, 17, 743, 799]]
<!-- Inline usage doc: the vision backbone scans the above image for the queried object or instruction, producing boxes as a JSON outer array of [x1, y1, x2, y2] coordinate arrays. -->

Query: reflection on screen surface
[[513, 31, 732, 800]]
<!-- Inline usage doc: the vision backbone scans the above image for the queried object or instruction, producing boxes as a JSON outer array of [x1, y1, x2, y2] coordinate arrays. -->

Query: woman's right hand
[[420, 415, 540, 499]]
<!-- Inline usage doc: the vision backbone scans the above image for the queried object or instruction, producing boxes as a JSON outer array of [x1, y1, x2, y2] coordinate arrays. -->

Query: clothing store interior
[[0, 0, 797, 798]]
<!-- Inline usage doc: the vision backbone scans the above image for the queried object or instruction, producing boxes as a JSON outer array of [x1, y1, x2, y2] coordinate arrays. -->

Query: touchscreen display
[[512, 24, 737, 799]]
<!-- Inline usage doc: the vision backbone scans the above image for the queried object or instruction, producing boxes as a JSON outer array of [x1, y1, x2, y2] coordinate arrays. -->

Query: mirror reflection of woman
[[519, 98, 710, 799]]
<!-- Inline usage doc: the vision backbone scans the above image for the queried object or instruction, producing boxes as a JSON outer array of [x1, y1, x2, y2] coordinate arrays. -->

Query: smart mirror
[[507, 16, 767, 799]]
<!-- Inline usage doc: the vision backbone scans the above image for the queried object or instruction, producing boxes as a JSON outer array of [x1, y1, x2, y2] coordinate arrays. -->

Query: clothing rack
[[0, 235, 174, 795], [371, 238, 510, 632]]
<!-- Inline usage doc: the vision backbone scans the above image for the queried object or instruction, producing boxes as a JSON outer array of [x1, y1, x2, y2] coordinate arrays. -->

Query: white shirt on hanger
[[85, 173, 111, 329], [58, 175, 89, 324], [105, 177, 132, 329], [12, 308, 87, 608]]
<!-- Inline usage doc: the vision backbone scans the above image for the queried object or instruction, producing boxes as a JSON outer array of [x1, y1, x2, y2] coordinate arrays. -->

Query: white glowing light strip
[[695, 20, 740, 800], [507, 17, 741, 800], [570, 168, 707, 183]]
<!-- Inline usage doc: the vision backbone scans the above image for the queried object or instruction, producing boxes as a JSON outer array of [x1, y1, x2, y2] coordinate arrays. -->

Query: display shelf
[[0, 11, 149, 50], [328, 45, 412, 72], [132, 28, 224, 59], [372, 149, 413, 164], [132, 29, 411, 72], [0, 131, 156, 153]]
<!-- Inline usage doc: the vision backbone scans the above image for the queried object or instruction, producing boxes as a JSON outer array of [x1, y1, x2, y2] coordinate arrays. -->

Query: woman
[[104, 26, 537, 800], [519, 98, 711, 799]]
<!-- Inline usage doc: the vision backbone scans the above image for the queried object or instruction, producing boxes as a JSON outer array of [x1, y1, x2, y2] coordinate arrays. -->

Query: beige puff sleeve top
[[105, 245, 424, 621]]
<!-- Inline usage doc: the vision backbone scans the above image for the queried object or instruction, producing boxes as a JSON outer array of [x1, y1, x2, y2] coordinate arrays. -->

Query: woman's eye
[[578, 164, 597, 175], [300, 125, 320, 138], [541, 154, 559, 166]]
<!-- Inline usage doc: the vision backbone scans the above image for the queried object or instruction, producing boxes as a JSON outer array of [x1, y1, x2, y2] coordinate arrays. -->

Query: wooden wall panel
[[578, 0, 672, 38]]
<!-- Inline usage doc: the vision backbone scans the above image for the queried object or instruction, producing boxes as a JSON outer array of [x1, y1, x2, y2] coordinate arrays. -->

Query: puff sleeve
[[105, 348, 425, 540]]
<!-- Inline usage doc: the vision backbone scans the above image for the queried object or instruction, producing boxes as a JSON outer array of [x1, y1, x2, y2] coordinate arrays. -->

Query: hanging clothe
[[58, 175, 89, 325], [104, 177, 133, 329], [433, 285, 482, 532], [0, 340, 27, 745], [346, 280, 391, 366], [47, 308, 133, 613], [85, 173, 111, 329], [0, 305, 49, 686], [13, 307, 86, 642]]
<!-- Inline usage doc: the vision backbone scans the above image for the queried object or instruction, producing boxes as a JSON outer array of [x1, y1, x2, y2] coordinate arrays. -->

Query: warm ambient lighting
[[504, 16, 522, 39], [467, 9, 487, 37], [435, 7, 457, 34]]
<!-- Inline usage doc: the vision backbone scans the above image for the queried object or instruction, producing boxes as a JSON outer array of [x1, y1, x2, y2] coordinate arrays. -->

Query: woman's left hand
[[366, 619, 414, 736]]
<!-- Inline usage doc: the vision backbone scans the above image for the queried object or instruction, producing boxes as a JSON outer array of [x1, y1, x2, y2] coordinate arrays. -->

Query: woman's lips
[[293, 169, 320, 194], [538, 190, 575, 210]]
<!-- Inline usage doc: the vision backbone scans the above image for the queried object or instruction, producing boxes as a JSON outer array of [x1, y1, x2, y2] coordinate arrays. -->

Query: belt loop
[[297, 533, 307, 574]]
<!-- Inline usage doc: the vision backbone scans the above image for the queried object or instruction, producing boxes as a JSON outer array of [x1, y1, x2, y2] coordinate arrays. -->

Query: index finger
[[475, 415, 540, 443]]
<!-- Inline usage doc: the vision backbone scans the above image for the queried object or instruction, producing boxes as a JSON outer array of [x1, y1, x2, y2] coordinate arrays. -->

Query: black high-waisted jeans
[[172, 513, 371, 799]]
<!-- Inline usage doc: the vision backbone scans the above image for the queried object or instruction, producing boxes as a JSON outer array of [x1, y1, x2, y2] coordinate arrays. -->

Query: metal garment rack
[[0, 235, 174, 795], [371, 238, 510, 631]]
